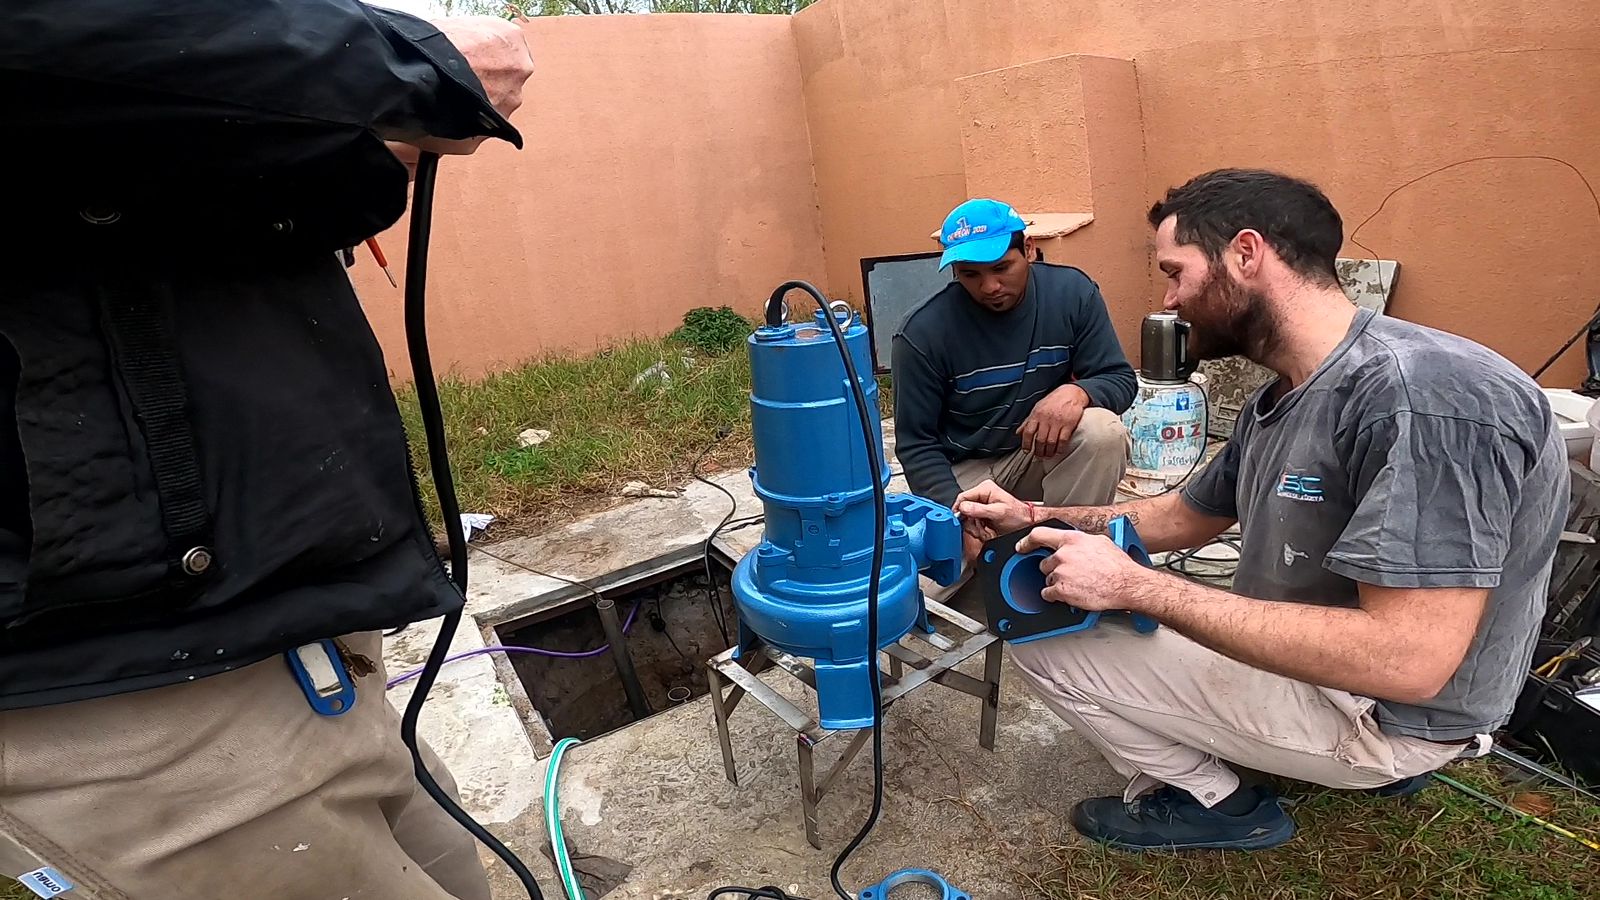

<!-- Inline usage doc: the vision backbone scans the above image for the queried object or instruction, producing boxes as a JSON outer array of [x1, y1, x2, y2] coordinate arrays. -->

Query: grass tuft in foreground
[[1021, 760, 1598, 900], [396, 334, 756, 536]]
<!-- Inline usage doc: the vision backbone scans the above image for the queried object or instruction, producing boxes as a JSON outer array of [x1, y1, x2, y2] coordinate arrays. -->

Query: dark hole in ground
[[499, 564, 737, 741]]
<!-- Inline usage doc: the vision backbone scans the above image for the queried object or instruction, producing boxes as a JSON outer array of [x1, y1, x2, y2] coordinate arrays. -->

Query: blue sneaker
[[1367, 773, 1434, 798], [1069, 785, 1296, 851]]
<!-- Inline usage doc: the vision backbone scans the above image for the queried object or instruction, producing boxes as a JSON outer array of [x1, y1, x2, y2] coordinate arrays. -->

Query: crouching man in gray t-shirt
[[954, 168, 1568, 852]]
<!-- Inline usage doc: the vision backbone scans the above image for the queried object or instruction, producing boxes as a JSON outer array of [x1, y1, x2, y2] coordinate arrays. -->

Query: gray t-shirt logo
[[1275, 468, 1325, 502]]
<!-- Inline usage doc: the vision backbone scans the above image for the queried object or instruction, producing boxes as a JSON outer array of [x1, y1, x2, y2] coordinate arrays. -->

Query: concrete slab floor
[[375, 421, 1231, 897], [379, 424, 924, 832], [472, 649, 1121, 899]]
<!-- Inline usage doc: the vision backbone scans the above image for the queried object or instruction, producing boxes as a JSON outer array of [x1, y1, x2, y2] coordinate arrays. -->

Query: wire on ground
[[384, 603, 641, 689]]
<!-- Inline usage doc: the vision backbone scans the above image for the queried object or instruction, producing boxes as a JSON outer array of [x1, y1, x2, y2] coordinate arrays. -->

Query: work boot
[[1069, 785, 1296, 851], [1366, 773, 1434, 798]]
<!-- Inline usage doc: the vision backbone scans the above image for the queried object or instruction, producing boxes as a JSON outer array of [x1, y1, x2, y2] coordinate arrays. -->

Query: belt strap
[[1457, 733, 1493, 759], [100, 290, 216, 581]]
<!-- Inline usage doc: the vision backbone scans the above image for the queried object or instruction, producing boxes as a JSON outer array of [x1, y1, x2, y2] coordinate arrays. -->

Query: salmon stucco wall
[[956, 55, 1154, 355], [352, 14, 828, 380], [792, 0, 1600, 386]]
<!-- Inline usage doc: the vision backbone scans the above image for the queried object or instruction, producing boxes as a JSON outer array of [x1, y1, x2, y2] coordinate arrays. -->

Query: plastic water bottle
[[1121, 374, 1208, 496]]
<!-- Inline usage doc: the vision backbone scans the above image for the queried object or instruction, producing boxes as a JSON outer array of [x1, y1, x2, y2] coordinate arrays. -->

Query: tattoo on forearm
[[1071, 510, 1110, 533], [1062, 506, 1137, 534]]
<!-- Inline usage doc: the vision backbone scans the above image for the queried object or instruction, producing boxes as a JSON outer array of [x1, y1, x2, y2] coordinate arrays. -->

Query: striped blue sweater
[[891, 263, 1136, 507]]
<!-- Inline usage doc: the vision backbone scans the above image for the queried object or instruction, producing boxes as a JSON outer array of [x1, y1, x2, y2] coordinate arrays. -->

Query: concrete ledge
[[381, 425, 913, 824], [384, 616, 545, 825]]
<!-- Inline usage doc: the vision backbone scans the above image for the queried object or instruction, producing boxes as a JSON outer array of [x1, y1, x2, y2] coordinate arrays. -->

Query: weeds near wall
[[669, 306, 756, 355], [395, 335, 755, 536], [396, 303, 900, 537]]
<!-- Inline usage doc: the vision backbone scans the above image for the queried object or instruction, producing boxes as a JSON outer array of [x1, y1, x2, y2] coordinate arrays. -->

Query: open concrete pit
[[499, 566, 737, 740]]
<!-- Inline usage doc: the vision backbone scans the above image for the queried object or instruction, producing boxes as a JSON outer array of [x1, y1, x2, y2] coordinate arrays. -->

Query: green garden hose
[[544, 737, 586, 899]]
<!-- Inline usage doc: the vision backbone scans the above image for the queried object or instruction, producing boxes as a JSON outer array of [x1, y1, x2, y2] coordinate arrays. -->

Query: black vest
[[1, 182, 458, 709], [0, 0, 521, 708]]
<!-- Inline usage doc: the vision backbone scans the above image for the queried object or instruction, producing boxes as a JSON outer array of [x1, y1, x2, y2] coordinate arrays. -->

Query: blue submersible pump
[[719, 281, 968, 900], [729, 284, 963, 730]]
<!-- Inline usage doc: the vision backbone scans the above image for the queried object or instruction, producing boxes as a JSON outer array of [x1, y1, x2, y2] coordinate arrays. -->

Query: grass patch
[[1020, 760, 1599, 899], [396, 313, 895, 537], [397, 335, 756, 536], [0, 881, 25, 900]]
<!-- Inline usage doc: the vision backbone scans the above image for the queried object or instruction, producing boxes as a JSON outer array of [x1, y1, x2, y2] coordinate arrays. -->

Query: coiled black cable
[[397, 151, 547, 899]]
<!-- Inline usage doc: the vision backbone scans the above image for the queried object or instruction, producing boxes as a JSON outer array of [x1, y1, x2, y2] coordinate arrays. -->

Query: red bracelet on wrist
[[1026, 501, 1038, 526]]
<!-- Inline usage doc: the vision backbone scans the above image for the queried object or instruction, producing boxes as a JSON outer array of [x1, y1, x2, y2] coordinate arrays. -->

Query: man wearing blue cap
[[893, 198, 1136, 562]]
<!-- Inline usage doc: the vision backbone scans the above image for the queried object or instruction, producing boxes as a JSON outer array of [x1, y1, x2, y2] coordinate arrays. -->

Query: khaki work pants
[[950, 408, 1130, 510], [0, 631, 491, 900], [930, 408, 1129, 604], [1010, 620, 1475, 806]]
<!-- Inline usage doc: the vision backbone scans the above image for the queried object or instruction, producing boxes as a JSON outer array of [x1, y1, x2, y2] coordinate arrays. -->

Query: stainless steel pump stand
[[705, 596, 1002, 850]]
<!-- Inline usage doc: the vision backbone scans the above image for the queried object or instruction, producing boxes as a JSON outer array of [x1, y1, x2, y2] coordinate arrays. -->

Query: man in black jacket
[[0, 4, 533, 898], [893, 198, 1136, 564]]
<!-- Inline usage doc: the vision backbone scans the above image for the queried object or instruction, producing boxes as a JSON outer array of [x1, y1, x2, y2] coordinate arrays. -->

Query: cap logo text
[[947, 217, 987, 241]]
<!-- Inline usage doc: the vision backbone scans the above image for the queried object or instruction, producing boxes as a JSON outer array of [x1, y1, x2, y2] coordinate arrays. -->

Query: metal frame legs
[[705, 598, 1002, 849]]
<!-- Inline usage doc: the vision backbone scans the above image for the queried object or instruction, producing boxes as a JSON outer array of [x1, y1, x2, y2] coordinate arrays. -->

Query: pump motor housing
[[730, 304, 962, 730]]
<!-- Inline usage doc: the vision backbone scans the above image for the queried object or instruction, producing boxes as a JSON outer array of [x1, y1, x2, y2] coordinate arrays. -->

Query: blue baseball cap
[[938, 198, 1028, 270]]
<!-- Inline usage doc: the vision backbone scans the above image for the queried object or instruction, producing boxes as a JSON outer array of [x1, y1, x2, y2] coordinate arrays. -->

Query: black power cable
[[692, 429, 736, 648], [771, 283, 892, 899], [1338, 154, 1600, 381], [806, 288, 889, 900], [1160, 536, 1241, 580], [397, 151, 547, 900], [705, 284, 886, 900]]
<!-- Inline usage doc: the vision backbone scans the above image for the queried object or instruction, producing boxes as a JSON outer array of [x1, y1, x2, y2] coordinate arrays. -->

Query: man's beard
[[1186, 268, 1278, 363]]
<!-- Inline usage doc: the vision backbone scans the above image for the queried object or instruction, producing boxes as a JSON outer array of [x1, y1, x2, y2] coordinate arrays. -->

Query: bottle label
[[1123, 387, 1205, 476]]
